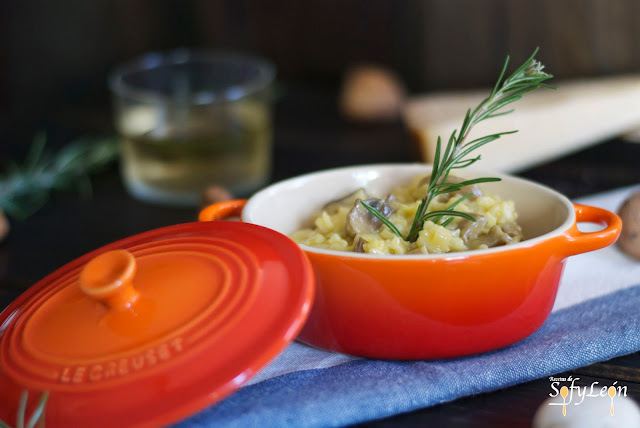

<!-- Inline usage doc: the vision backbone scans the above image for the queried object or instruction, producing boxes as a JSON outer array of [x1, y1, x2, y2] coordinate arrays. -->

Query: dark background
[[2, 0, 640, 155]]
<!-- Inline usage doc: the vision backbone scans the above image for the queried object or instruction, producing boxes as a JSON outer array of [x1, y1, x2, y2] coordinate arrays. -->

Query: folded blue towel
[[176, 284, 640, 427]]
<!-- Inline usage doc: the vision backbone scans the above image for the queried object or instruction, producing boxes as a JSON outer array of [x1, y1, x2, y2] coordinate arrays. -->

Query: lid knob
[[79, 249, 139, 310]]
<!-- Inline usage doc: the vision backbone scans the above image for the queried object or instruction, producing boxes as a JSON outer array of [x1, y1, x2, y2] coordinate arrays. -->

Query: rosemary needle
[[363, 47, 554, 242]]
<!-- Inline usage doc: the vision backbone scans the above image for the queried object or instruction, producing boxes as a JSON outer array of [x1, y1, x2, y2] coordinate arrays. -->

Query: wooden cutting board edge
[[403, 75, 640, 172]]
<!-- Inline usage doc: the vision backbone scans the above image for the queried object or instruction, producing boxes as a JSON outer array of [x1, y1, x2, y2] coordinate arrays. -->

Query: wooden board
[[404, 75, 640, 172]]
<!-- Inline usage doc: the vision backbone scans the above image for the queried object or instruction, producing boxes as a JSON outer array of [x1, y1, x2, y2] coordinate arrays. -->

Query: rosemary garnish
[[0, 391, 49, 428], [363, 47, 554, 242], [0, 134, 119, 220]]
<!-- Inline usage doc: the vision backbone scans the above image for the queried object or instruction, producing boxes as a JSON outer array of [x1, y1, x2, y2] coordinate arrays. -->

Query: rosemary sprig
[[0, 391, 49, 428], [0, 134, 119, 220], [363, 47, 554, 242]]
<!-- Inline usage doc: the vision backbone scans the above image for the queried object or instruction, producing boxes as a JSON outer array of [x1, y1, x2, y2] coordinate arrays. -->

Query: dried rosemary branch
[[0, 134, 119, 219]]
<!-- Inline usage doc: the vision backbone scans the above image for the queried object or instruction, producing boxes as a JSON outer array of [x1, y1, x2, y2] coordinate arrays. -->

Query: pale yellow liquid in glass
[[120, 102, 271, 205]]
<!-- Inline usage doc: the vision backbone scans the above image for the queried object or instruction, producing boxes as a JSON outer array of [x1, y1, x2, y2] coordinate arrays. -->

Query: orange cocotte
[[200, 163, 621, 360]]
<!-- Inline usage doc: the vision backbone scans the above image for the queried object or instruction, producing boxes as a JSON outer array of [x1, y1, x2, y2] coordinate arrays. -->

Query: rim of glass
[[108, 48, 276, 104]]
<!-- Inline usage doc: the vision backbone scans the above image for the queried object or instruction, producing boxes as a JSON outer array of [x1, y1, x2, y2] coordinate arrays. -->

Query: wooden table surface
[[1, 83, 640, 426]]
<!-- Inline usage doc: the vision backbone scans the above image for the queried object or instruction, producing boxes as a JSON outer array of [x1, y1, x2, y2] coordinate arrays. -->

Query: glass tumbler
[[109, 50, 275, 206]]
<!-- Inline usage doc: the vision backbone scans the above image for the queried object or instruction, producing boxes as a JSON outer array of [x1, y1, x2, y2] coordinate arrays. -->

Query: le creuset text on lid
[[0, 221, 314, 427]]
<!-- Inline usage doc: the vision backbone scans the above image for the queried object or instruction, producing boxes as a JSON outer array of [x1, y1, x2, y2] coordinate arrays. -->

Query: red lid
[[0, 221, 314, 427]]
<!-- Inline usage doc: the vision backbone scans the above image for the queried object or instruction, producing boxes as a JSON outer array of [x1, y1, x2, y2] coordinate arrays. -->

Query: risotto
[[289, 173, 522, 255]]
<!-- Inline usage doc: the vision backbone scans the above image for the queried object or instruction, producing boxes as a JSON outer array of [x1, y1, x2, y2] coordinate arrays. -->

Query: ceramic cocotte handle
[[199, 199, 248, 222], [560, 203, 622, 257]]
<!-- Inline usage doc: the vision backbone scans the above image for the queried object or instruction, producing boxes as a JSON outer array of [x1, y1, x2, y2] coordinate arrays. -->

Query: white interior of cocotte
[[243, 163, 575, 258]]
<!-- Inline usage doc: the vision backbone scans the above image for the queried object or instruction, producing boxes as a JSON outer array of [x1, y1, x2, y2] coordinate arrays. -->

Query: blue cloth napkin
[[176, 283, 640, 428]]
